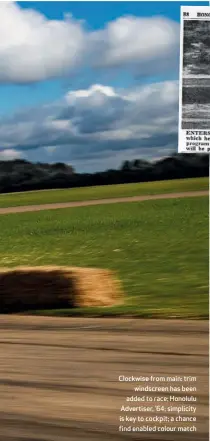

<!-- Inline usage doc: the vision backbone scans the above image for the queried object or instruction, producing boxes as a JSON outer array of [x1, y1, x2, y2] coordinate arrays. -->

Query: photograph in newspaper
[[179, 7, 210, 152]]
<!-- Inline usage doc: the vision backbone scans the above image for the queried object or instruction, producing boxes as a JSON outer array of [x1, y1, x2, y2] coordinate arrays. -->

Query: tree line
[[0, 153, 208, 193]]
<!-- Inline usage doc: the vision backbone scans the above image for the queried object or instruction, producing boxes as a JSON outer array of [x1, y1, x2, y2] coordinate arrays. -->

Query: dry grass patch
[[0, 266, 124, 313]]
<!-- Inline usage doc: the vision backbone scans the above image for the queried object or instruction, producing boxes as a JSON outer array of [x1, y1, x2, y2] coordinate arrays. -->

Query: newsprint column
[[178, 6, 210, 153]]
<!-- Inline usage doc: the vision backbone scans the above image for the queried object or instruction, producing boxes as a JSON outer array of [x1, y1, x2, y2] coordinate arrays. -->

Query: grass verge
[[0, 196, 208, 318], [0, 177, 208, 208]]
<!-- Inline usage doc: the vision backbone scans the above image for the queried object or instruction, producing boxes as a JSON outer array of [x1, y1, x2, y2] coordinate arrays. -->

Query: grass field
[[0, 177, 208, 208], [0, 195, 208, 318]]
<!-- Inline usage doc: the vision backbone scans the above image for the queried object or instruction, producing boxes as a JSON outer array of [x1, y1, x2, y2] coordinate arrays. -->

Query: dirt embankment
[[0, 316, 208, 441]]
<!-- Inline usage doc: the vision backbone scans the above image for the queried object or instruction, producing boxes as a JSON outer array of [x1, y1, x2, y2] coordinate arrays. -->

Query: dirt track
[[0, 316, 208, 441], [0, 190, 208, 214]]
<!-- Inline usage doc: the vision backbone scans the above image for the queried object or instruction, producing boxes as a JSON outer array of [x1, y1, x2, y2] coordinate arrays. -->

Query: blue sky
[[0, 1, 209, 171]]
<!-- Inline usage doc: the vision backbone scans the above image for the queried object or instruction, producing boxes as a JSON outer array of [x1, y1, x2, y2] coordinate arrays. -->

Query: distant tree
[[132, 159, 150, 170], [0, 154, 208, 193], [51, 162, 74, 173], [121, 160, 131, 171]]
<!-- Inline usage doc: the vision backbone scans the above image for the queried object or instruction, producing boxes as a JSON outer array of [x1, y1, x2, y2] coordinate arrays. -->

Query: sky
[[0, 1, 209, 172]]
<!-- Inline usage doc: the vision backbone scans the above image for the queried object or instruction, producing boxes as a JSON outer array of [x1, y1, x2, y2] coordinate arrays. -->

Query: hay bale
[[0, 266, 124, 313]]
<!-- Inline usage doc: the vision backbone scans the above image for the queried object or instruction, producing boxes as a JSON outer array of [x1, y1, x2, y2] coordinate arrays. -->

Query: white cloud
[[90, 15, 179, 74], [66, 84, 117, 101], [0, 148, 22, 160], [0, 3, 179, 83], [0, 2, 85, 83], [0, 81, 179, 170]]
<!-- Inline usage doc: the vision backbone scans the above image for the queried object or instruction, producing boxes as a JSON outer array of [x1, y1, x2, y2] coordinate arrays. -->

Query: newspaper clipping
[[178, 6, 210, 153]]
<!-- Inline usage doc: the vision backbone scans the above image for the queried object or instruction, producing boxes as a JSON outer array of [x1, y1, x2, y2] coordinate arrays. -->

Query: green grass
[[0, 196, 208, 318], [0, 177, 208, 208]]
